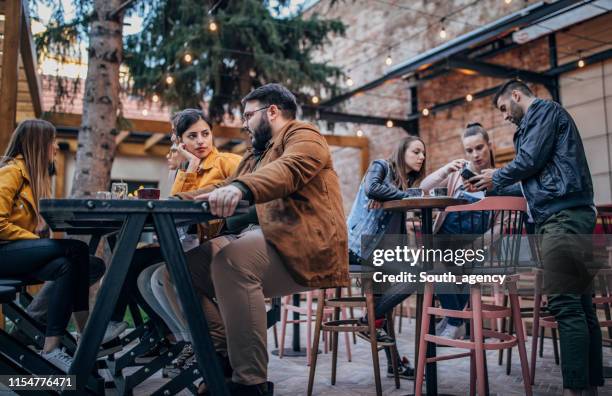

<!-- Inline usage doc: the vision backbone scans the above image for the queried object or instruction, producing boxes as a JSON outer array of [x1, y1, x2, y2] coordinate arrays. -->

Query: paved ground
[[126, 310, 612, 396]]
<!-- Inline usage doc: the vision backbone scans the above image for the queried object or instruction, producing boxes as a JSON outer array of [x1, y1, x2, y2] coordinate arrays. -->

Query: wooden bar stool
[[278, 290, 352, 365], [307, 266, 400, 396]]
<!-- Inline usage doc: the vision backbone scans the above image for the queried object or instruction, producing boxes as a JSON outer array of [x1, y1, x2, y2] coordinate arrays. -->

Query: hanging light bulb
[[422, 108, 430, 116], [346, 76, 354, 87], [142, 109, 149, 116], [312, 96, 320, 104], [209, 21, 218, 32], [385, 54, 393, 66], [152, 94, 159, 103], [439, 26, 447, 39], [249, 69, 257, 78], [466, 94, 473, 102], [165, 75, 174, 85], [505, 0, 512, 3], [183, 53, 193, 63], [386, 120, 394, 128], [356, 129, 364, 137], [578, 59, 585, 68]]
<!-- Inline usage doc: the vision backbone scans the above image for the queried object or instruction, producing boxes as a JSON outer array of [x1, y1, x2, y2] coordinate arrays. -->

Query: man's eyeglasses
[[241, 106, 270, 123]]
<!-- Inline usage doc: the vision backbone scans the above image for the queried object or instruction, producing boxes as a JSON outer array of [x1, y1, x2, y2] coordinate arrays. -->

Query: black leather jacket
[[492, 99, 593, 224], [364, 160, 410, 200]]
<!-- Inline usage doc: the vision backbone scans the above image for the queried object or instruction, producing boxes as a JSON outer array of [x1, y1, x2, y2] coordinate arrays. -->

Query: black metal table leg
[[153, 213, 229, 396], [66, 214, 147, 395]]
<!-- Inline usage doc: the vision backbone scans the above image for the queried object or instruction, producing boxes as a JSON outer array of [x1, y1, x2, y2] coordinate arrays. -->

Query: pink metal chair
[[414, 197, 532, 395]]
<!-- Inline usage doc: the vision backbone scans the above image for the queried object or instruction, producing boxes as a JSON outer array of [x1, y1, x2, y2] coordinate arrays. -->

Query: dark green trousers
[[536, 206, 604, 389]]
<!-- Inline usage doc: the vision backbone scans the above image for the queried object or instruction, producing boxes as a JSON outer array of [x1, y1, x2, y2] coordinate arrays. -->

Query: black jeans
[[0, 238, 90, 337]]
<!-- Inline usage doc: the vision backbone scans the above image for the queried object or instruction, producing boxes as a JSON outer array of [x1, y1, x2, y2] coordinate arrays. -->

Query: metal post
[[67, 213, 147, 395], [153, 213, 229, 396]]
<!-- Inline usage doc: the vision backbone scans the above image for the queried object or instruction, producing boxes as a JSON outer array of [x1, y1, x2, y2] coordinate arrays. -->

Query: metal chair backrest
[[444, 196, 529, 274]]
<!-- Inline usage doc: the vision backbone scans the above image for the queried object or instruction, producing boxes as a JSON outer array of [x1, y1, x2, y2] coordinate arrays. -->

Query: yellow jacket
[[170, 147, 242, 195], [0, 155, 39, 241], [170, 147, 242, 240]]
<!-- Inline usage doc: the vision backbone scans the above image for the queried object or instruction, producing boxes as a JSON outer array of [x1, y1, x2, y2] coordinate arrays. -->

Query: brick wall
[[303, 0, 543, 213]]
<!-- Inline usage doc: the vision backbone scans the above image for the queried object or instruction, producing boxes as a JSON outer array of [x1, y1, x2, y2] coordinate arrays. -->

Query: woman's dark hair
[[463, 122, 495, 167], [171, 108, 213, 138], [388, 136, 426, 190]]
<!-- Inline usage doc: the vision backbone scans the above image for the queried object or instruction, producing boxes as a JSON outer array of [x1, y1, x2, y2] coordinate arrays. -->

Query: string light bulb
[[439, 18, 447, 39], [466, 93, 473, 102], [165, 75, 174, 85], [385, 54, 393, 66], [356, 129, 364, 137], [346, 76, 354, 87], [249, 69, 257, 78], [183, 53, 193, 63], [142, 109, 149, 116], [386, 120, 394, 128], [152, 94, 159, 103], [422, 108, 430, 116], [505, 0, 512, 4], [311, 96, 320, 104], [439, 26, 447, 39], [577, 52, 585, 68], [209, 21, 218, 32]]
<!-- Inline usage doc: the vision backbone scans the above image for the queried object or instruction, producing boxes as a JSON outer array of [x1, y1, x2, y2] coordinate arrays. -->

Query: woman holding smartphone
[[419, 122, 496, 339]]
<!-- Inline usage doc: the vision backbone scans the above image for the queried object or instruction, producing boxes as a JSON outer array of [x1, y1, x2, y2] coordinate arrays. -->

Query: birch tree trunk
[[70, 0, 124, 197]]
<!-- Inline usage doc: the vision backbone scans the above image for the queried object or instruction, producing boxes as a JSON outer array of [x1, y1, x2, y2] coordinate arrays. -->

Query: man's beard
[[249, 114, 272, 151], [508, 100, 525, 126]]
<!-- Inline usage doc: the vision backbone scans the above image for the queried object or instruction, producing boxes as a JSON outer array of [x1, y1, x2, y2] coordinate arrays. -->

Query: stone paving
[[129, 314, 612, 396]]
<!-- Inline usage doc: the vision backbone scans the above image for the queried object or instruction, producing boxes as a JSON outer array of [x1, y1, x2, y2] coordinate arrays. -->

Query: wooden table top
[[382, 197, 468, 211]]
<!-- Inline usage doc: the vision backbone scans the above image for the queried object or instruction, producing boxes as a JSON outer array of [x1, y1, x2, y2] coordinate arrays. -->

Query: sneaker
[[357, 327, 395, 347], [102, 321, 129, 344], [41, 348, 73, 372], [387, 357, 415, 380], [174, 343, 194, 367], [435, 317, 448, 335], [439, 323, 466, 340]]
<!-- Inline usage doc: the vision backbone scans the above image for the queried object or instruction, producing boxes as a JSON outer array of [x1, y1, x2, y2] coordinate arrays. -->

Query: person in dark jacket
[[471, 79, 602, 396], [346, 135, 426, 379]]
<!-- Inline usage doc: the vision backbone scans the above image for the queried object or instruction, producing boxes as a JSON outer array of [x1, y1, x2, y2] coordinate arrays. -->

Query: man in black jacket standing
[[472, 80, 603, 396]]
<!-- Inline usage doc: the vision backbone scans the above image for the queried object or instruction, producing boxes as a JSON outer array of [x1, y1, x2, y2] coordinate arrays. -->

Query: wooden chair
[[278, 290, 352, 365], [307, 265, 400, 396]]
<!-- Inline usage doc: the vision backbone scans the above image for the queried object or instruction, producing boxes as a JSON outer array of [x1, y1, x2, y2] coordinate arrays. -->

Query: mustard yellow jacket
[[170, 147, 241, 240], [0, 155, 39, 241], [170, 147, 242, 195]]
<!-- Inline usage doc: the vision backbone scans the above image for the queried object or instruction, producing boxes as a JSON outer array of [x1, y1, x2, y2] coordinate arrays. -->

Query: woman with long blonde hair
[[0, 119, 92, 372]]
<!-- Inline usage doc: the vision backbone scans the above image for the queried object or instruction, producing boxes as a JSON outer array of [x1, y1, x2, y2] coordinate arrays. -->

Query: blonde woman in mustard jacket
[[0, 119, 92, 372]]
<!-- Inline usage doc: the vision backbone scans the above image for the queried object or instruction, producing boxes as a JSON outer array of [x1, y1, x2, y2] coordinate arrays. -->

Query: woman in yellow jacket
[[0, 119, 91, 371], [131, 109, 241, 370]]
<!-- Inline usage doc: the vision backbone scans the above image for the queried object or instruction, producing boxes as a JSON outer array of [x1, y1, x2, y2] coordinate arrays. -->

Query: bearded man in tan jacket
[[176, 83, 348, 396]]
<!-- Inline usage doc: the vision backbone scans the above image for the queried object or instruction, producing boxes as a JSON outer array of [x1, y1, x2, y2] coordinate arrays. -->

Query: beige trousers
[[162, 226, 311, 385]]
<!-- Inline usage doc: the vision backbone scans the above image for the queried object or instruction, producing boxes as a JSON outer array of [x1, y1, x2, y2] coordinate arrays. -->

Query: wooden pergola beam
[[20, 0, 43, 117], [48, 112, 371, 175], [115, 130, 130, 145], [144, 133, 165, 151], [0, 0, 23, 152]]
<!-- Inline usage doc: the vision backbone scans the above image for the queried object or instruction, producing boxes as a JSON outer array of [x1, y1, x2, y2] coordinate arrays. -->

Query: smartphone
[[460, 165, 477, 182]]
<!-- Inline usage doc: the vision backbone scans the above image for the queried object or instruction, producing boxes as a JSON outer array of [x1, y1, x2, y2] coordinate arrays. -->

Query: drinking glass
[[111, 182, 128, 199]]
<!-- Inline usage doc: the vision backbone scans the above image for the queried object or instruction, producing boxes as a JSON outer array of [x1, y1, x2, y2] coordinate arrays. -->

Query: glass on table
[[111, 182, 129, 199], [429, 187, 448, 197], [96, 191, 112, 200], [404, 188, 424, 198]]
